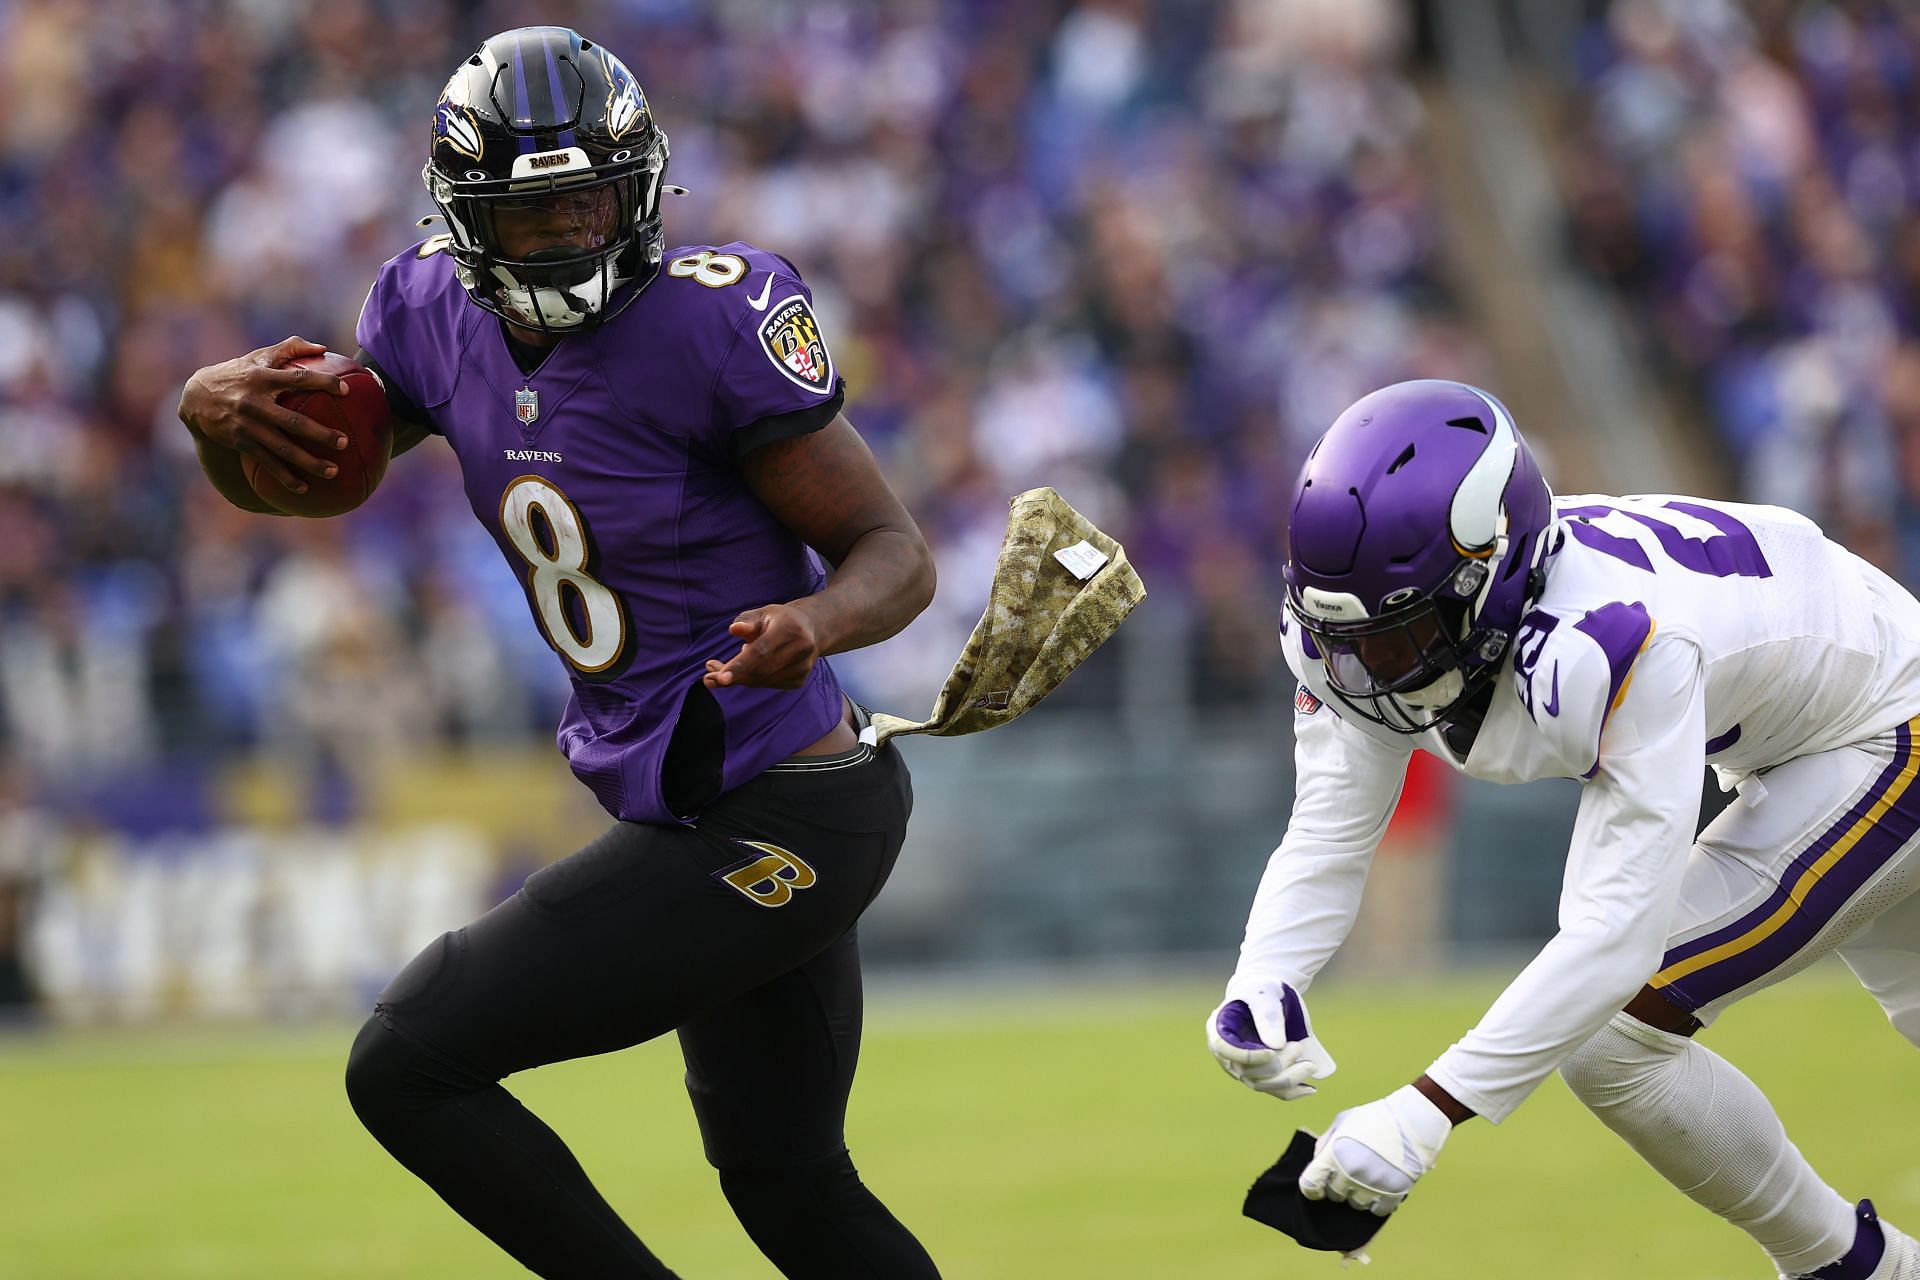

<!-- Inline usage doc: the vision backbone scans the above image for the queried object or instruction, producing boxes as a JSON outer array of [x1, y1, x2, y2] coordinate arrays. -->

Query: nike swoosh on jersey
[[1542, 663, 1561, 718], [747, 272, 775, 311]]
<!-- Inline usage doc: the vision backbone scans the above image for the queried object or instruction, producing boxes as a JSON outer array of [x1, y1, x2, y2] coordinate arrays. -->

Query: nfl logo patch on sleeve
[[1295, 685, 1322, 715], [758, 296, 835, 393]]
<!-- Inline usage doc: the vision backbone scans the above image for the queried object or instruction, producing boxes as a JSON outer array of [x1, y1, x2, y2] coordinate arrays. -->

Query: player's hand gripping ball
[[244, 353, 392, 517]]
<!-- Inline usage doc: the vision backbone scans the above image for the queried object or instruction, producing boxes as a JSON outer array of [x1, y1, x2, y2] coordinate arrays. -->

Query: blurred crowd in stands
[[0, 0, 1480, 806], [15, 0, 1919, 1011], [1564, 0, 1920, 573]]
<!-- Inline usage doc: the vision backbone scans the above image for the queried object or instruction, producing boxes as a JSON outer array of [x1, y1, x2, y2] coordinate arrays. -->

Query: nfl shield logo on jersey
[[515, 388, 539, 425], [1295, 684, 1322, 716]]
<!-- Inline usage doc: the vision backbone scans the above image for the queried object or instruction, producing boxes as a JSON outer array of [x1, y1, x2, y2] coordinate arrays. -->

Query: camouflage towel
[[865, 486, 1147, 745]]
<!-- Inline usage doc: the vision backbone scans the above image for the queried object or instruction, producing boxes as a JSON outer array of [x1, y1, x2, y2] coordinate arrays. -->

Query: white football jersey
[[1235, 495, 1920, 1120]]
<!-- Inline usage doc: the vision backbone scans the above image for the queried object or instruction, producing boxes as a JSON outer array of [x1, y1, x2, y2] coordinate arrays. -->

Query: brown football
[[245, 352, 393, 518]]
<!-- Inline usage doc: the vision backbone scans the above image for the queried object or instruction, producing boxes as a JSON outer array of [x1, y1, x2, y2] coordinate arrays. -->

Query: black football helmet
[[424, 26, 671, 333]]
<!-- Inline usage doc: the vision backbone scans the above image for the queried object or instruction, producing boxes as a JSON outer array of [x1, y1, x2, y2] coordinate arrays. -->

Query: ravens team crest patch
[[758, 296, 835, 393]]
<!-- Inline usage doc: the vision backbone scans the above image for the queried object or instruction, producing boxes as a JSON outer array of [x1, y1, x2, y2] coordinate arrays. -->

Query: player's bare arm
[[1411, 1074, 1475, 1124], [705, 415, 935, 690]]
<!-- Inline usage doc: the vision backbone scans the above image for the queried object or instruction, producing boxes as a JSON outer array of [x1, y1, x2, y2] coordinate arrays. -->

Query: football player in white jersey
[[1208, 380, 1920, 1279]]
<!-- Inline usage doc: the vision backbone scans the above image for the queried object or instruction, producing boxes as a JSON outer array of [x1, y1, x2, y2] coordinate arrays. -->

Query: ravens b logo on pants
[[716, 841, 818, 908]]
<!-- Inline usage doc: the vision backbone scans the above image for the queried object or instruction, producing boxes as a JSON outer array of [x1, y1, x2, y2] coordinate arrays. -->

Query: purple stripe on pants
[[1659, 720, 1919, 1011]]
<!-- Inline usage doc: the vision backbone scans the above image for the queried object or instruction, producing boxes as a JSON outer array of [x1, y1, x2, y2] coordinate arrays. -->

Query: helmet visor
[[1305, 602, 1462, 699], [477, 182, 631, 282]]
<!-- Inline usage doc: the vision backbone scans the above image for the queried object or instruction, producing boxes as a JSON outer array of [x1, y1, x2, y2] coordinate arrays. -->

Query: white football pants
[[1655, 719, 1920, 1033]]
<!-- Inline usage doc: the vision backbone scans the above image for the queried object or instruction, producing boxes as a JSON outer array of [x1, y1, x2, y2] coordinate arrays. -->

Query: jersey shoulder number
[[682, 243, 837, 402], [1556, 495, 1774, 584], [666, 249, 750, 289], [1509, 600, 1655, 778]]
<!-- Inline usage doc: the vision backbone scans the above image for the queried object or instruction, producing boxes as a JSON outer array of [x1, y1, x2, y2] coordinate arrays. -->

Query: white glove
[[1300, 1084, 1452, 1215], [1205, 979, 1337, 1100]]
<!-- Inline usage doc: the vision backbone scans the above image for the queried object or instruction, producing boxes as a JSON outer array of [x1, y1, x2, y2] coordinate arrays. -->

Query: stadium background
[[2, 0, 1917, 1276]]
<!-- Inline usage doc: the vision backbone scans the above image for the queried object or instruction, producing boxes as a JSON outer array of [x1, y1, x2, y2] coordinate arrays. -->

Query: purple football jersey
[[357, 240, 849, 823]]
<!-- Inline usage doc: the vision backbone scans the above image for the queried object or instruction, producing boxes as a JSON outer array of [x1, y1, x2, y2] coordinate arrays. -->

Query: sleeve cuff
[[1421, 1063, 1514, 1125], [353, 347, 436, 435], [729, 380, 845, 461]]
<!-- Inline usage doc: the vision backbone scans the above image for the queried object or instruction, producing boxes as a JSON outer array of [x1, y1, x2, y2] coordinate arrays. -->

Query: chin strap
[[1463, 512, 1556, 665]]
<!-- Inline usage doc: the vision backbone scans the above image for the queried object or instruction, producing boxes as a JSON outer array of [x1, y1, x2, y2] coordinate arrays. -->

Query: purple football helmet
[[1285, 380, 1553, 733]]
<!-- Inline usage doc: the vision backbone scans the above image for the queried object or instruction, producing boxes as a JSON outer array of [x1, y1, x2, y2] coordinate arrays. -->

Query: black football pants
[[343, 740, 940, 1279]]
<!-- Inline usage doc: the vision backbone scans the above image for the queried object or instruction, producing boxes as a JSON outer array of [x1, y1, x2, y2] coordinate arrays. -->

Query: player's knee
[[717, 1149, 862, 1226], [344, 1014, 410, 1126], [344, 1015, 404, 1135], [1559, 1010, 1690, 1111], [344, 1013, 492, 1129]]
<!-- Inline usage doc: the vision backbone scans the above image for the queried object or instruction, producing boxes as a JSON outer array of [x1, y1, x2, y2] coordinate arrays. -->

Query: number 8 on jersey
[[500, 475, 633, 677]]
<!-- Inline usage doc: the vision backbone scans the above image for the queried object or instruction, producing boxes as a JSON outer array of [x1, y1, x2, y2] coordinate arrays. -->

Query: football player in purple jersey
[[178, 26, 942, 1279]]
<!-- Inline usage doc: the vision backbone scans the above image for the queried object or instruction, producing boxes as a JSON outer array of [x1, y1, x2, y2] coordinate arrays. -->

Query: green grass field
[[2, 963, 1913, 1279]]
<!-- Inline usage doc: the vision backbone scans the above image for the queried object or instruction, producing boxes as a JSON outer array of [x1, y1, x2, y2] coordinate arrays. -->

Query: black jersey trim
[[353, 347, 438, 436], [661, 681, 727, 819], [500, 324, 559, 378], [729, 379, 846, 462]]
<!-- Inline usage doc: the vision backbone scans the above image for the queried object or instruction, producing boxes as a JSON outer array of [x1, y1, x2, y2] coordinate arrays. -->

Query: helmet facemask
[[1292, 554, 1512, 733], [425, 138, 667, 335]]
